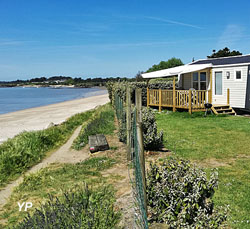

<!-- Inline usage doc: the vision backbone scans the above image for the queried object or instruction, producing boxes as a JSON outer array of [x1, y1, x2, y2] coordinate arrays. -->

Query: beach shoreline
[[0, 93, 109, 144]]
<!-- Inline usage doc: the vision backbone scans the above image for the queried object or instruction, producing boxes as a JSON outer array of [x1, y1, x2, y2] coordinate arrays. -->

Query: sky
[[0, 0, 250, 81]]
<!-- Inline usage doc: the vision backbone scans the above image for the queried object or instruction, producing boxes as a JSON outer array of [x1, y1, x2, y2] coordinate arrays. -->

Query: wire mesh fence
[[114, 91, 149, 229]]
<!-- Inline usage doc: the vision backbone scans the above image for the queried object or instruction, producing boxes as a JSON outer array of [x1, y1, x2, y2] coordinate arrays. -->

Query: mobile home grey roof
[[191, 55, 250, 66]]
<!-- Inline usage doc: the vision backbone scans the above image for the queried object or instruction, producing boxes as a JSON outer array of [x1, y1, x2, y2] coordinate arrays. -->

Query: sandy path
[[0, 125, 90, 209], [0, 93, 109, 143]]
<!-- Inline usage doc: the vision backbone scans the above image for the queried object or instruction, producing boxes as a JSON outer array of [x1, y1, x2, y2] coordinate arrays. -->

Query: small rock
[[48, 122, 56, 128]]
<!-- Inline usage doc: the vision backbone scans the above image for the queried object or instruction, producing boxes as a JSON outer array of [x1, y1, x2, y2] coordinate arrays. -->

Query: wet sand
[[0, 93, 109, 143]]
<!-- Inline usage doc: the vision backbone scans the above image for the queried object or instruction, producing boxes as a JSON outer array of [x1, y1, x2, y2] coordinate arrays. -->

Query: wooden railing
[[147, 88, 211, 113]]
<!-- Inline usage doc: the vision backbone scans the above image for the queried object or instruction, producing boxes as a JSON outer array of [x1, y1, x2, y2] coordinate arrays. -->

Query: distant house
[[142, 55, 250, 114]]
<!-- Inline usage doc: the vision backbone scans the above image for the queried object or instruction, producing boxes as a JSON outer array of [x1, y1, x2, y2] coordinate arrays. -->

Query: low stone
[[88, 134, 109, 153]]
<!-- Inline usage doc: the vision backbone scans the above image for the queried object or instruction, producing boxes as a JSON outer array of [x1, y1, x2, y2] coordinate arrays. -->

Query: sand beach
[[0, 93, 109, 143]]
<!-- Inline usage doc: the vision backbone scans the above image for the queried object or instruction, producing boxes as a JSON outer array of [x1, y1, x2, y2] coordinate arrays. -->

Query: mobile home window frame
[[192, 71, 207, 90], [214, 71, 223, 96], [235, 70, 242, 81]]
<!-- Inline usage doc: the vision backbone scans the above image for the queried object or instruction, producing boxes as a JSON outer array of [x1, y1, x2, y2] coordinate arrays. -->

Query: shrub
[[142, 107, 163, 150], [14, 185, 120, 229], [108, 81, 164, 150], [117, 106, 163, 150], [147, 157, 227, 228]]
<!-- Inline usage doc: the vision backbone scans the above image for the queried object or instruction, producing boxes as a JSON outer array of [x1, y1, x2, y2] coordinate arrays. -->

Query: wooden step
[[211, 105, 236, 115], [213, 105, 230, 109], [216, 108, 233, 113]]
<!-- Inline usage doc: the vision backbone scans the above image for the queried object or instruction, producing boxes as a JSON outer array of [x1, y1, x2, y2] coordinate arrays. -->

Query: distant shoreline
[[0, 84, 106, 89], [0, 93, 109, 144]]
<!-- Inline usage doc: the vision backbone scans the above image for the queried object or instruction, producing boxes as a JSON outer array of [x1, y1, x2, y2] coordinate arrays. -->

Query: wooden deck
[[147, 88, 212, 114]]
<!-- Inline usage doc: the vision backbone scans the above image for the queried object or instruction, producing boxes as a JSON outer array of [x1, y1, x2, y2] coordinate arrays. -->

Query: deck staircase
[[211, 105, 236, 115]]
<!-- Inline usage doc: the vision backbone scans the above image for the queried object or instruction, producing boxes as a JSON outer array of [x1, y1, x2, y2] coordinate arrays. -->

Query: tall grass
[[0, 156, 117, 227], [0, 110, 94, 187], [72, 103, 115, 150]]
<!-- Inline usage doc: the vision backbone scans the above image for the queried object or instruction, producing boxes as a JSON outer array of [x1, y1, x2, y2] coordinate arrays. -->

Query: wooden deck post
[[188, 89, 192, 114], [173, 78, 176, 112], [209, 68, 212, 103], [126, 87, 131, 160], [135, 88, 147, 213], [208, 90, 212, 104], [159, 88, 162, 112], [227, 88, 230, 105], [147, 87, 149, 107]]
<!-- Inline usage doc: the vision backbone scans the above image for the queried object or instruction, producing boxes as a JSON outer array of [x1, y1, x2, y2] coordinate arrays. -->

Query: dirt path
[[96, 133, 135, 229], [0, 126, 90, 209]]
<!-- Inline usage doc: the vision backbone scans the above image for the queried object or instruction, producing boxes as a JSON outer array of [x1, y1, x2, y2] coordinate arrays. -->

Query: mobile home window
[[192, 72, 206, 90], [193, 72, 199, 90], [200, 72, 207, 90], [215, 72, 222, 95], [236, 70, 241, 80]]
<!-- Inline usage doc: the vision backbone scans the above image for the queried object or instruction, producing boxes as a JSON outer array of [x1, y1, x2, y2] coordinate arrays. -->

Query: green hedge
[[0, 110, 94, 186], [106, 80, 178, 107]]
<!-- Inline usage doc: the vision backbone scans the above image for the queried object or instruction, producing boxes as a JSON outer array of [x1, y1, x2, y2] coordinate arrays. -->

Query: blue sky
[[0, 0, 250, 80]]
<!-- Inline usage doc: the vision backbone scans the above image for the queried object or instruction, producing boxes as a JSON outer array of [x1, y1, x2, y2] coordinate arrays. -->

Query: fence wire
[[114, 92, 148, 229]]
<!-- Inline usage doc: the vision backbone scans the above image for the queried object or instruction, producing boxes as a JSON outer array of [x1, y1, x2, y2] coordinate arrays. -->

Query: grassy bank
[[72, 103, 115, 150], [0, 103, 122, 228], [0, 157, 119, 228], [156, 111, 250, 228], [0, 109, 95, 187]]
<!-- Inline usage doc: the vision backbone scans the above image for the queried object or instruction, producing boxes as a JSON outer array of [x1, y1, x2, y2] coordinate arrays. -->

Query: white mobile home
[[142, 55, 250, 114]]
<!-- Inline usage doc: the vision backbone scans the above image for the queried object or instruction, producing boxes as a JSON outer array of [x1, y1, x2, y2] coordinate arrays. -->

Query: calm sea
[[0, 87, 107, 115]]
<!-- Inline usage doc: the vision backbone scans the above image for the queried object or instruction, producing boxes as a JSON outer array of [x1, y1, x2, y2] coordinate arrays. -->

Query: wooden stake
[[227, 88, 230, 105], [173, 77, 176, 112], [209, 68, 212, 103], [126, 87, 132, 160], [159, 88, 162, 112], [147, 87, 149, 108], [135, 88, 147, 213], [189, 89, 192, 114]]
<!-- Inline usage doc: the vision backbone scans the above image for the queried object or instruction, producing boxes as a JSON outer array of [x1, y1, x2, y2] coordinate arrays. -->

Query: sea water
[[0, 87, 107, 115]]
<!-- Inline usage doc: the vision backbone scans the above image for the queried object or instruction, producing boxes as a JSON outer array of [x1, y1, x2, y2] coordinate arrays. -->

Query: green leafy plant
[[147, 157, 227, 228], [14, 185, 120, 229], [142, 107, 163, 150], [116, 106, 163, 150]]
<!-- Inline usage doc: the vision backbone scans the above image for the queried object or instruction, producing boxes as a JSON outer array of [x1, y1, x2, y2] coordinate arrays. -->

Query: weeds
[[72, 104, 115, 150], [1, 157, 117, 227]]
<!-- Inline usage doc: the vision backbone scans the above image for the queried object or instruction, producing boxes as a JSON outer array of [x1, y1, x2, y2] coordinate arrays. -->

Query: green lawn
[[156, 111, 250, 228]]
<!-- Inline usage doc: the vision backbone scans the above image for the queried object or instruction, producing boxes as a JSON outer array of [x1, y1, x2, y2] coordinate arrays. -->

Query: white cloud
[[217, 24, 245, 48], [0, 39, 33, 47], [145, 16, 203, 29]]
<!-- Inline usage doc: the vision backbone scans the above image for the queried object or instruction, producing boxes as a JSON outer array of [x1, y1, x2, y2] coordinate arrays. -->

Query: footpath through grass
[[156, 111, 250, 228], [0, 109, 94, 188], [0, 103, 121, 228]]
